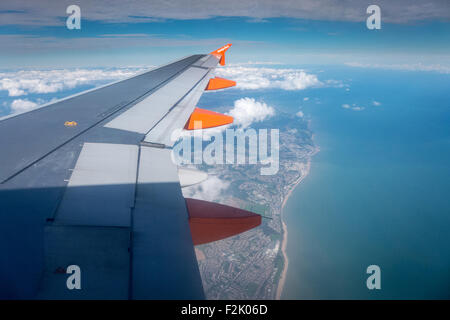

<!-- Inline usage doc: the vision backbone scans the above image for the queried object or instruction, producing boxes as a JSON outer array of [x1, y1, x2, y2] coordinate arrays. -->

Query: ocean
[[281, 66, 450, 299]]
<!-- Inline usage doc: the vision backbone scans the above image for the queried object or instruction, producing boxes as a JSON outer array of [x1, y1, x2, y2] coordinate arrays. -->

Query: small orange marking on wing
[[64, 121, 78, 127]]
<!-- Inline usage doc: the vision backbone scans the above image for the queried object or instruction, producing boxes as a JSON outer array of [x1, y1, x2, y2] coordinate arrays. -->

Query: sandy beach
[[275, 219, 289, 299], [275, 146, 319, 300]]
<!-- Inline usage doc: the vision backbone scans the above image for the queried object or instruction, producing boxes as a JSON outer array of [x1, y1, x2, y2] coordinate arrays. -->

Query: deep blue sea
[[282, 67, 450, 299]]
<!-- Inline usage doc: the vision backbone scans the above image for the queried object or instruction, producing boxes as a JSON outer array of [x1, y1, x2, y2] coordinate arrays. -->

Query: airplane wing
[[0, 44, 261, 299]]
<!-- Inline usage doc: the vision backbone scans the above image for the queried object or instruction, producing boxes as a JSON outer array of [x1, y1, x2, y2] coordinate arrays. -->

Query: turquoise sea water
[[282, 67, 450, 299]]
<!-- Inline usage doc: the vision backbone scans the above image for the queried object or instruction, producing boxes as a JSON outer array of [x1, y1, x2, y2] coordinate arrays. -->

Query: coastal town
[[183, 116, 319, 299]]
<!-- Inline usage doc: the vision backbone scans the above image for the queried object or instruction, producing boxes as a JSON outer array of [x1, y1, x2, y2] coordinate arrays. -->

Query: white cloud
[[215, 66, 323, 91], [277, 72, 322, 90], [182, 175, 230, 202], [296, 110, 304, 117], [303, 97, 309, 101], [227, 97, 275, 128], [342, 103, 364, 111], [345, 62, 450, 74], [10, 99, 38, 113], [0, 68, 143, 97], [372, 101, 381, 106]]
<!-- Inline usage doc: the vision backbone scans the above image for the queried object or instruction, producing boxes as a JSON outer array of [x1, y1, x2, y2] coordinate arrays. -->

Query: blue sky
[[1, 1, 449, 115], [0, 0, 449, 68]]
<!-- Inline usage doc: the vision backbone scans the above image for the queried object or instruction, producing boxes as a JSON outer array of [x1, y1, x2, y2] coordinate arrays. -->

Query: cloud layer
[[215, 66, 323, 91], [342, 103, 365, 111], [1, 0, 449, 25], [10, 99, 39, 113], [345, 62, 450, 74], [0, 67, 285, 120], [0, 68, 142, 97]]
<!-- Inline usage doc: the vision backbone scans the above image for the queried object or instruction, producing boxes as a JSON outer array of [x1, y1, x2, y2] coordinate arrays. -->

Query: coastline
[[275, 146, 319, 300]]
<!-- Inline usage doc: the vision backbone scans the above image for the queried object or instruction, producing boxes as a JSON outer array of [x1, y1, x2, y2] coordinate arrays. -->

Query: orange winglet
[[184, 107, 233, 130], [210, 43, 232, 66], [186, 198, 261, 245], [205, 77, 236, 91]]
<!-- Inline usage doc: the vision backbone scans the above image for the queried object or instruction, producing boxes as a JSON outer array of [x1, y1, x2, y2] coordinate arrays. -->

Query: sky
[[0, 0, 449, 68], [1, 0, 449, 115]]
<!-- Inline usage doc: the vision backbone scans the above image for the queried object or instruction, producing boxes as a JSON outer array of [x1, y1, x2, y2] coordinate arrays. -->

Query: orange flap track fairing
[[186, 198, 262, 245], [184, 107, 233, 130], [205, 77, 236, 91]]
